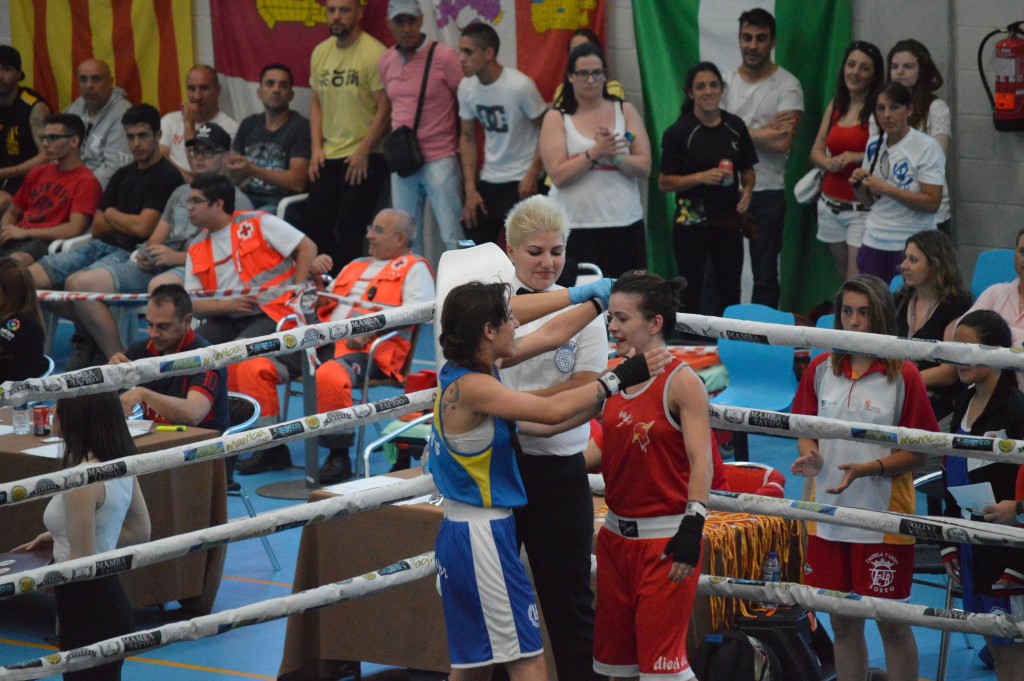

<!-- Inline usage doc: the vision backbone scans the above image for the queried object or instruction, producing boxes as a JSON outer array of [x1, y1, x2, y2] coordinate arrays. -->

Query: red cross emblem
[[237, 222, 254, 240]]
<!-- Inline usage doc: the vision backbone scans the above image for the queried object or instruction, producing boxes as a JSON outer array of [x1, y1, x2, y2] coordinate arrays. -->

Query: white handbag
[[794, 167, 823, 205]]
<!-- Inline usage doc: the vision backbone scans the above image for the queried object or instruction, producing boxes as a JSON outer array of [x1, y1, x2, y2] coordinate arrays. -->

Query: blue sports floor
[[0, 320, 1005, 680]]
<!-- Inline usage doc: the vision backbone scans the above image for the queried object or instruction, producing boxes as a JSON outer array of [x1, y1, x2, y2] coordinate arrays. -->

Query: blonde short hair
[[504, 195, 571, 248]]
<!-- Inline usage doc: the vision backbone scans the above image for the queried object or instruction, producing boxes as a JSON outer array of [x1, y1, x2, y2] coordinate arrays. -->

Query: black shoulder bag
[[383, 41, 438, 177]]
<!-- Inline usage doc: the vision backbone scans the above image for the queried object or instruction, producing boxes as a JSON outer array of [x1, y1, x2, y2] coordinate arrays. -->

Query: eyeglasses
[[187, 147, 221, 159], [366, 224, 387, 235], [572, 69, 606, 82], [39, 134, 74, 144], [185, 196, 210, 206]]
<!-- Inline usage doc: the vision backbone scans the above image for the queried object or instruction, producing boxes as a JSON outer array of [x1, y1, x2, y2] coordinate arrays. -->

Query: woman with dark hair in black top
[[0, 256, 47, 381]]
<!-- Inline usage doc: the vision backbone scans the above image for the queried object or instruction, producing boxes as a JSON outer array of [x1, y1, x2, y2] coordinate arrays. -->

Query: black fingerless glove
[[662, 501, 706, 567], [598, 352, 653, 397]]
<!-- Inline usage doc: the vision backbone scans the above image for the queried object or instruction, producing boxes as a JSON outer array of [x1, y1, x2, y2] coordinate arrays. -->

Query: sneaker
[[236, 445, 292, 475], [66, 334, 98, 371], [319, 448, 353, 485]]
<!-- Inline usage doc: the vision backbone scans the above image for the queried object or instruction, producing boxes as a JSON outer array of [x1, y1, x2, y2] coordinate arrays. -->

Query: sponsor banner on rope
[[850, 428, 898, 444], [159, 356, 202, 373], [951, 436, 994, 452], [724, 330, 770, 344], [898, 518, 945, 541], [63, 368, 105, 388], [183, 442, 226, 462], [299, 328, 327, 348], [120, 631, 162, 653], [0, 582, 13, 597], [226, 429, 273, 453], [87, 462, 128, 484], [95, 555, 134, 577], [350, 314, 386, 336], [378, 560, 411, 576], [245, 339, 282, 357], [374, 395, 411, 412], [202, 344, 246, 367], [270, 422, 305, 441], [747, 410, 790, 430], [328, 321, 350, 340]]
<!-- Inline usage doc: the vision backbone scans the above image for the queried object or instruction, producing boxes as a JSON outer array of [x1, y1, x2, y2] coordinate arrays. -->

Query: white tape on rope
[[708, 489, 1024, 548], [0, 552, 436, 680], [676, 312, 1024, 371], [0, 474, 437, 600], [709, 403, 1024, 465], [699, 576, 1024, 639], [36, 283, 307, 303], [0, 301, 434, 407], [0, 389, 436, 508]]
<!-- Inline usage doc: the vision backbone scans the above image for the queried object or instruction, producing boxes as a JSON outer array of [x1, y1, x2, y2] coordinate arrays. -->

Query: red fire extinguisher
[[979, 21, 1024, 132]]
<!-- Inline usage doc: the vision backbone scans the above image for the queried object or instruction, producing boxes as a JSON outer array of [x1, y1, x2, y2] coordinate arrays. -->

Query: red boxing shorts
[[805, 535, 914, 600], [594, 525, 701, 680]]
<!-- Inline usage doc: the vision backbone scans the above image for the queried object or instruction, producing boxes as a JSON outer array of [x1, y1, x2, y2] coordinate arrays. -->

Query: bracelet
[[584, 149, 593, 163], [588, 297, 604, 314], [877, 459, 885, 476]]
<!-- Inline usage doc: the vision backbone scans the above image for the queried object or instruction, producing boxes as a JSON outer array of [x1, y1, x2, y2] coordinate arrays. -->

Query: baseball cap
[[387, 0, 422, 20], [185, 122, 231, 152], [0, 46, 25, 81]]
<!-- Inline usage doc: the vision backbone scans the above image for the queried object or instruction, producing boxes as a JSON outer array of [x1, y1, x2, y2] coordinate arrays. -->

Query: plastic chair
[[276, 193, 308, 220], [722, 461, 786, 497], [710, 304, 798, 462], [809, 314, 835, 361], [889, 274, 904, 293], [225, 392, 280, 571], [971, 249, 1015, 301]]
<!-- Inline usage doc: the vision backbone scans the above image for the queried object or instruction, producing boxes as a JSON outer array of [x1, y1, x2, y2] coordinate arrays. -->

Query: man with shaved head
[[65, 58, 133, 188], [160, 64, 239, 180]]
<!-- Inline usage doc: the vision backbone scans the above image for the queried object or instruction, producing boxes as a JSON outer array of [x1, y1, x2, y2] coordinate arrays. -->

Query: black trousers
[[514, 452, 599, 681], [674, 222, 743, 317], [464, 180, 520, 248], [304, 154, 388, 269], [55, 576, 134, 681], [566, 220, 646, 279]]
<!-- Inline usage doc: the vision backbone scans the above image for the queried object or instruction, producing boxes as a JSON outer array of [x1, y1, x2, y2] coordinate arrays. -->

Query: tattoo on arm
[[443, 381, 460, 414], [29, 105, 47, 139]]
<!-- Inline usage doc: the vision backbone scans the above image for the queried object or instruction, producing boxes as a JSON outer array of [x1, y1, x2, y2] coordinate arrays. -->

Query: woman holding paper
[[12, 392, 150, 680], [941, 310, 1024, 679]]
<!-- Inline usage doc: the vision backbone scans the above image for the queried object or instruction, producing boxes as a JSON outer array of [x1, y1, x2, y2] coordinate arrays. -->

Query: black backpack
[[691, 630, 784, 681]]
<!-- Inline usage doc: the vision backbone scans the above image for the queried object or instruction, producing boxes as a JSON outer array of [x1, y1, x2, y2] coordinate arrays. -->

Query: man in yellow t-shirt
[[307, 0, 390, 270]]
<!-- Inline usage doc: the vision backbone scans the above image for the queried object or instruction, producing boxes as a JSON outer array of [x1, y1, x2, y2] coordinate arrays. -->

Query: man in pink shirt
[[379, 0, 464, 254]]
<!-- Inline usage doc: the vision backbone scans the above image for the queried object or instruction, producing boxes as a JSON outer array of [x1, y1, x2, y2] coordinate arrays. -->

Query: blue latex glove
[[568, 277, 614, 308]]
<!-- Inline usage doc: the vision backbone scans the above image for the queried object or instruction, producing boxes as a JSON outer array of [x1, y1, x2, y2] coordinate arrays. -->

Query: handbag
[[794, 168, 823, 204], [383, 42, 437, 177], [710, 211, 759, 240]]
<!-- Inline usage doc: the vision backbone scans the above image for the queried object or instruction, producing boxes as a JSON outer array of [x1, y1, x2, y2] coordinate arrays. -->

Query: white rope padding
[[36, 282, 308, 303], [708, 489, 1024, 548], [0, 389, 436, 508], [0, 552, 436, 680], [0, 301, 434, 407], [0, 474, 436, 599], [699, 576, 1024, 639], [709, 403, 1024, 465], [676, 312, 1024, 371]]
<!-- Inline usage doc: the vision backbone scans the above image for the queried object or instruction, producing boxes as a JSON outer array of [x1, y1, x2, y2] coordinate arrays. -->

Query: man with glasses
[[72, 122, 253, 359], [64, 59, 132, 188], [232, 208, 432, 480], [29, 104, 182, 370], [721, 8, 804, 309], [457, 23, 546, 247], [0, 45, 51, 214], [0, 114, 102, 264], [379, 0, 464, 255]]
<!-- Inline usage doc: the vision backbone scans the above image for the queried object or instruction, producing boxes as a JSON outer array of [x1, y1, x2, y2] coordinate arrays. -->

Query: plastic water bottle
[[760, 550, 781, 608], [12, 404, 31, 435]]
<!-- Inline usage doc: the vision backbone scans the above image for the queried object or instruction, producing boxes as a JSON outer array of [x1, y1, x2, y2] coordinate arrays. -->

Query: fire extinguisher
[[978, 21, 1024, 132]]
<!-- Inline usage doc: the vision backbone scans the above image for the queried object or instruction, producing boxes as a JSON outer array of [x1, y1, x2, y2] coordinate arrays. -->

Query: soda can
[[32, 406, 49, 436], [718, 159, 734, 186]]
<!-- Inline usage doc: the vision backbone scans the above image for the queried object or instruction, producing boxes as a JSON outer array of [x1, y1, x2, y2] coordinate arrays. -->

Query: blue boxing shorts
[[435, 500, 543, 668]]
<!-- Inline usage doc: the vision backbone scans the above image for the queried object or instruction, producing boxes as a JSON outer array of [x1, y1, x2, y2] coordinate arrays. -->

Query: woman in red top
[[809, 41, 885, 279], [593, 271, 711, 681]]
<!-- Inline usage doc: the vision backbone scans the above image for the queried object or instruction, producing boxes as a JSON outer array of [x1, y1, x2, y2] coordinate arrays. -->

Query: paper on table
[[323, 475, 404, 495], [0, 425, 13, 436], [127, 420, 154, 438], [21, 443, 62, 459], [948, 482, 997, 520]]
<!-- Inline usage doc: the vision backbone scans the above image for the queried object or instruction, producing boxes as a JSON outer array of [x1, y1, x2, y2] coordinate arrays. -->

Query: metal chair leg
[[229, 486, 280, 571]]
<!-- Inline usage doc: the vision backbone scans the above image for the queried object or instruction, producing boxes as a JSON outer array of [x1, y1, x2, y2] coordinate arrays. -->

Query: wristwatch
[[1015, 500, 1024, 526]]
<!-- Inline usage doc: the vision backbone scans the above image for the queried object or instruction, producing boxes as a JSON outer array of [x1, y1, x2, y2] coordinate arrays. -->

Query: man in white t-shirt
[[160, 65, 239, 182], [721, 8, 803, 309], [457, 22, 547, 247]]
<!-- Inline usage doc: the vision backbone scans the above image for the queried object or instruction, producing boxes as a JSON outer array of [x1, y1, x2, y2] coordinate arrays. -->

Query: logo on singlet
[[632, 421, 654, 452]]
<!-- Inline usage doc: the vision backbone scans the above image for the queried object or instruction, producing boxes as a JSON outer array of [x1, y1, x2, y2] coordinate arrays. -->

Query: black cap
[[185, 122, 231, 152], [0, 46, 25, 81]]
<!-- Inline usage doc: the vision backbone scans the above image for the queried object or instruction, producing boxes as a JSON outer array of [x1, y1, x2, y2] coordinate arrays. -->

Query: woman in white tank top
[[540, 42, 651, 277], [13, 392, 150, 681]]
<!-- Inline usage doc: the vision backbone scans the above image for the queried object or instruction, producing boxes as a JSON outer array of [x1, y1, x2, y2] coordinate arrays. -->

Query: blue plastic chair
[[890, 274, 904, 293], [710, 304, 798, 461], [971, 249, 1016, 301], [809, 314, 835, 361]]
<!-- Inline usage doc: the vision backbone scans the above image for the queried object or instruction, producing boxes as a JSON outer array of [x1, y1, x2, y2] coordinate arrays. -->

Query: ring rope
[[0, 301, 435, 407], [0, 389, 435, 508], [698, 576, 1024, 639], [1, 475, 436, 600], [709, 403, 1024, 465], [676, 312, 1024, 371], [0, 552, 437, 680], [36, 282, 309, 303]]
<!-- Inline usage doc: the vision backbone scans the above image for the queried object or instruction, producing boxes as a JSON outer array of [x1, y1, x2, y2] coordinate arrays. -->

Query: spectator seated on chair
[[0, 257, 49, 382], [0, 113, 101, 265], [28, 104, 183, 370], [232, 208, 433, 482], [107, 284, 232, 486]]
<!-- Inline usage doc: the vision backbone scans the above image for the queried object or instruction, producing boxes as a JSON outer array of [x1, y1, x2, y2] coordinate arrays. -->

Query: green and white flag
[[633, 0, 852, 312]]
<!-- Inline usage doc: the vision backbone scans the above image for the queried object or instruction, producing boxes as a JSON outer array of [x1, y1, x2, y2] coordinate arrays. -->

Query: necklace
[[908, 291, 938, 337]]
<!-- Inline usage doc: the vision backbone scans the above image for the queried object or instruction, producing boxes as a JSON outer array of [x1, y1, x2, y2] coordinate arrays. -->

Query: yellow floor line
[[0, 638, 275, 679], [222, 575, 292, 588]]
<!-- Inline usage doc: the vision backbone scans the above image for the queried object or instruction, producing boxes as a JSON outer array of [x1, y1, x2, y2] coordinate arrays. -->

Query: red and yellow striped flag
[[10, 0, 194, 113]]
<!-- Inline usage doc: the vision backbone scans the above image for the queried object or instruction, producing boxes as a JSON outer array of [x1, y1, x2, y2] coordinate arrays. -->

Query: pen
[[156, 425, 188, 432], [966, 507, 987, 517]]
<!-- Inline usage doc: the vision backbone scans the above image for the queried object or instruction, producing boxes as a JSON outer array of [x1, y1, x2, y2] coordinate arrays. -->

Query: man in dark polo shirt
[[108, 283, 235, 486]]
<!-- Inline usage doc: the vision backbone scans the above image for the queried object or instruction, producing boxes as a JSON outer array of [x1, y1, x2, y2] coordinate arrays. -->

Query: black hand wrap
[[598, 352, 653, 397], [663, 502, 706, 567]]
